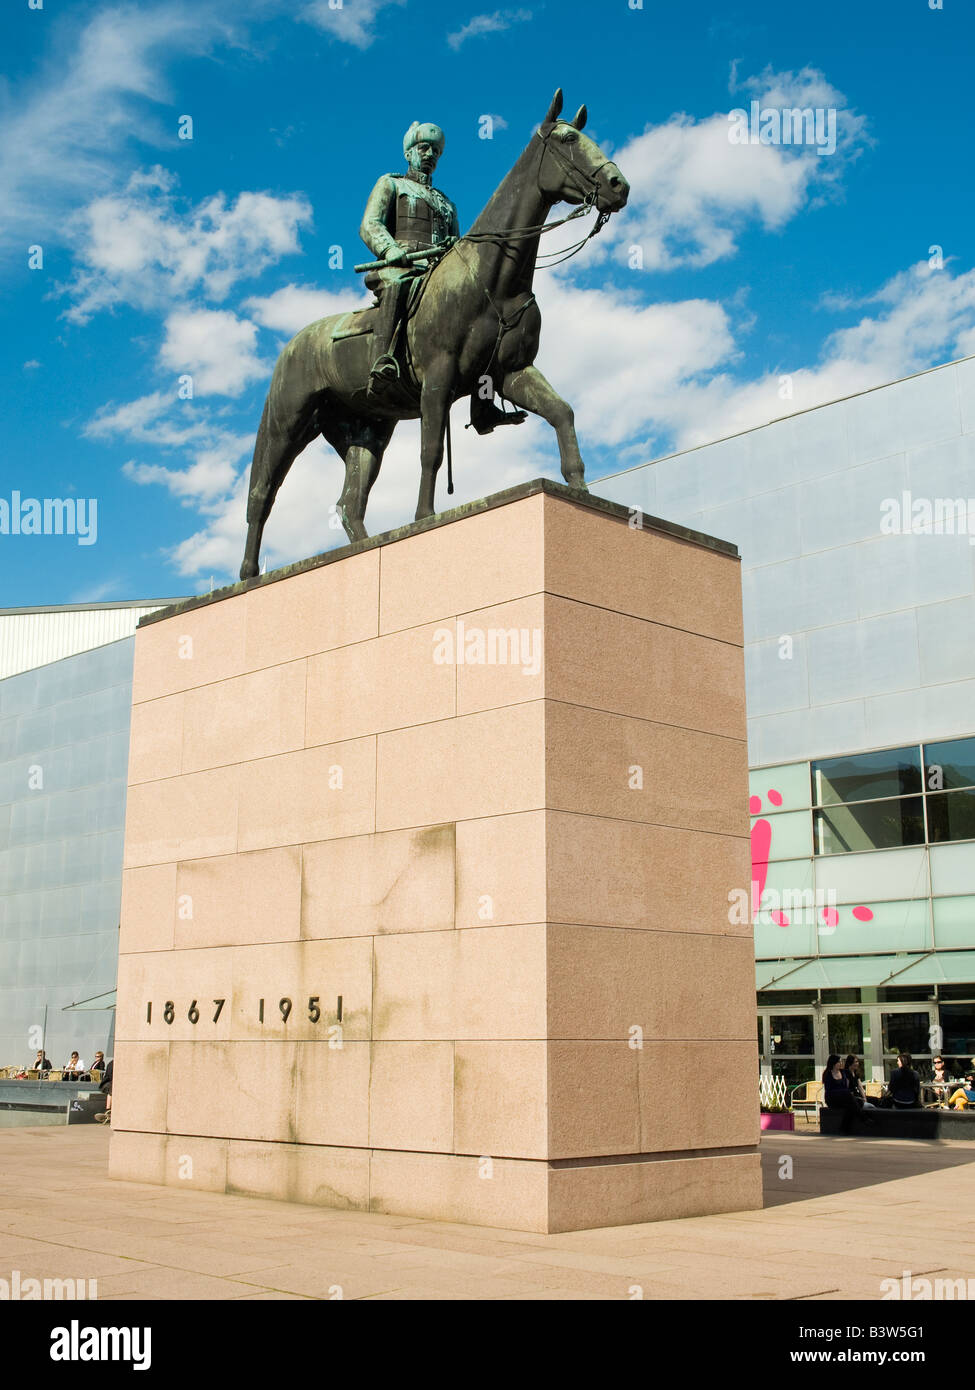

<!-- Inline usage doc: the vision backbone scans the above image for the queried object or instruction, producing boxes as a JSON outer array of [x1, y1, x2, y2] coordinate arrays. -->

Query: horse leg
[[500, 364, 586, 488], [324, 418, 395, 543], [240, 399, 320, 579], [415, 370, 453, 521]]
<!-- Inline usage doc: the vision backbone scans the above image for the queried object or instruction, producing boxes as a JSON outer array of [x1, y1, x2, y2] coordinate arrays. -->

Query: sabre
[[353, 240, 455, 274]]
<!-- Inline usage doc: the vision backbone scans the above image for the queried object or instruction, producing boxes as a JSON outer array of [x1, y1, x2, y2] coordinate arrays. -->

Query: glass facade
[[597, 355, 975, 1083], [0, 637, 134, 1070]]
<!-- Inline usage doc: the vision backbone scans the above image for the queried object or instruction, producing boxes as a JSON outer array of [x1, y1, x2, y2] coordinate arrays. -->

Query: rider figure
[[360, 121, 457, 393], [360, 121, 525, 432]]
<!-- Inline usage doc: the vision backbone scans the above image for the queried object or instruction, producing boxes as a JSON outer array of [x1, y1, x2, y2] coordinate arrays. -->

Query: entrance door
[[824, 1010, 866, 1060], [766, 1012, 817, 1087]]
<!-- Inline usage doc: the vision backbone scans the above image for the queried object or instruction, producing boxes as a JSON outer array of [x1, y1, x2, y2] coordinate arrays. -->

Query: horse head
[[536, 88, 629, 215]]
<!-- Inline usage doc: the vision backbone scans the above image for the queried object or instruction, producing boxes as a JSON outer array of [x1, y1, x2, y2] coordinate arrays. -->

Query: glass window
[[757, 990, 817, 1006], [940, 1004, 975, 1064], [748, 761, 811, 814], [924, 737, 975, 792], [927, 789, 975, 844], [881, 1011, 932, 1058], [812, 746, 921, 806], [770, 1015, 814, 1054], [877, 986, 936, 1003], [814, 797, 925, 853], [771, 1058, 817, 1087], [828, 1012, 865, 1057]]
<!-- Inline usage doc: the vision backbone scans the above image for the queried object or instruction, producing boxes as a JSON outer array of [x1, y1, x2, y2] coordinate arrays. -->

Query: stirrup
[[370, 355, 400, 383]]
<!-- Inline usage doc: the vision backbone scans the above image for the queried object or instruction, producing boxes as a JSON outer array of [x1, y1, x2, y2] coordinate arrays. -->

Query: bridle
[[404, 122, 618, 492]]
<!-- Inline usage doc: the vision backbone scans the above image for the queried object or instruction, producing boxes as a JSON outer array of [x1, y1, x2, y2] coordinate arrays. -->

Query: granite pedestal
[[110, 480, 761, 1232]]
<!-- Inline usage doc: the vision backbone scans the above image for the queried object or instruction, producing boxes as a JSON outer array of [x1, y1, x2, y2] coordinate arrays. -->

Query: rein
[[405, 125, 614, 476]]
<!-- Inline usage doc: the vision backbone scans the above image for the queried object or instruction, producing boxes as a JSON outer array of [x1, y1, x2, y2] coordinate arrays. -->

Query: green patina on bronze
[[238, 90, 632, 580]]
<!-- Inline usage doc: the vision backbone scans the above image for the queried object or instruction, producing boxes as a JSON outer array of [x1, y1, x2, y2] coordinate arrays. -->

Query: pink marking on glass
[[852, 905, 874, 922], [767, 789, 783, 807], [749, 795, 762, 815], [750, 818, 772, 915], [771, 910, 790, 927], [822, 907, 839, 928]]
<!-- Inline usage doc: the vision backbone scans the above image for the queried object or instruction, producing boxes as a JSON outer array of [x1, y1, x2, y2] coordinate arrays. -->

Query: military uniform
[[360, 122, 459, 389]]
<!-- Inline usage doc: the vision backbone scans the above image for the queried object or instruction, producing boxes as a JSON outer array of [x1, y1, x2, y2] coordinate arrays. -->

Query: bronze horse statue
[[239, 90, 629, 579]]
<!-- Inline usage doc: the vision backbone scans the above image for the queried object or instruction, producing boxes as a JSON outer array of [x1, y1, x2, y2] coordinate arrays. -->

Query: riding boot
[[469, 397, 528, 435], [369, 279, 408, 388]]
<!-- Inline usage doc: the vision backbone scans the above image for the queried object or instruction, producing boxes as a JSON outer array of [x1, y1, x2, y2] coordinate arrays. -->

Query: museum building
[[0, 602, 172, 1070], [600, 351, 975, 1085], [2, 353, 975, 1087]]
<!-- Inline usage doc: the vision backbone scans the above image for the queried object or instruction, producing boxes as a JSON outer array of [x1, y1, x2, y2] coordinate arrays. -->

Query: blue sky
[[2, 0, 974, 605]]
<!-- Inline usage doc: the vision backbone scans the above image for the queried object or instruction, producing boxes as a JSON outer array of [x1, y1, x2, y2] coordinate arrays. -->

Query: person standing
[[94, 1058, 113, 1125]]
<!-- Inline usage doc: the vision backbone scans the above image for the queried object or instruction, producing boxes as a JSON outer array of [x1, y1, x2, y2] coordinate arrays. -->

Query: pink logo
[[750, 789, 874, 928]]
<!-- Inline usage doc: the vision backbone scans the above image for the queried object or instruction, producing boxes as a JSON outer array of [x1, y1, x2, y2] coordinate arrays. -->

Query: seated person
[[62, 1052, 86, 1081], [843, 1055, 871, 1105], [948, 1074, 975, 1110], [90, 1051, 106, 1076], [32, 1050, 53, 1073], [886, 1053, 922, 1108], [929, 1055, 949, 1104], [823, 1054, 859, 1130]]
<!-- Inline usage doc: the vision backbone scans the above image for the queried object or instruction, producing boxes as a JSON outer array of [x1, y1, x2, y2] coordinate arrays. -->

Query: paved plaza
[[0, 1126, 973, 1300]]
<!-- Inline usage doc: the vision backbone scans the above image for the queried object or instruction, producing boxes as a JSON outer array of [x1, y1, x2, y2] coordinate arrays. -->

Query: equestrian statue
[[240, 89, 629, 580]]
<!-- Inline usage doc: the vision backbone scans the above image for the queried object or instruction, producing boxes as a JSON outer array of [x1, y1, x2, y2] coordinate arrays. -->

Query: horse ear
[[571, 104, 587, 131], [543, 89, 563, 125]]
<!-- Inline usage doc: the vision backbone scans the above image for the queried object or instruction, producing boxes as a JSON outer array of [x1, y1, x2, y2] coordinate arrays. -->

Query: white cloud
[[447, 8, 532, 50], [124, 442, 247, 503], [621, 260, 975, 451], [64, 168, 311, 322], [303, 0, 406, 48], [85, 390, 198, 446], [244, 283, 370, 337], [599, 65, 870, 271], [0, 4, 234, 250], [166, 412, 557, 579], [133, 258, 975, 582], [159, 308, 266, 396], [533, 279, 736, 449]]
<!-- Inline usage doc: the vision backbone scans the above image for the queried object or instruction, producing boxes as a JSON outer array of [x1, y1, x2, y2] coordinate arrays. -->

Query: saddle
[[334, 274, 429, 410]]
